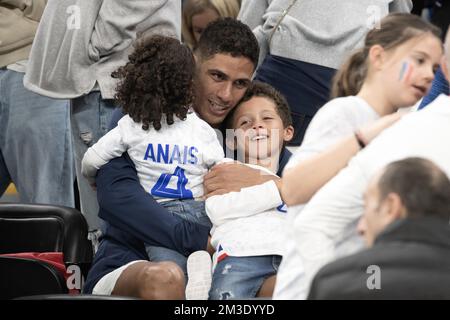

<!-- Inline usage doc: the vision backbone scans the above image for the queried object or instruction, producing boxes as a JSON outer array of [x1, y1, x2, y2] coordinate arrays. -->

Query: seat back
[[0, 204, 94, 298], [0, 203, 93, 264], [0, 256, 68, 299]]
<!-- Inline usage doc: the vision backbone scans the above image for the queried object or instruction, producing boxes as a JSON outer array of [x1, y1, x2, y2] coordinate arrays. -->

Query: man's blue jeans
[[145, 199, 211, 277], [71, 92, 116, 231], [0, 68, 74, 206]]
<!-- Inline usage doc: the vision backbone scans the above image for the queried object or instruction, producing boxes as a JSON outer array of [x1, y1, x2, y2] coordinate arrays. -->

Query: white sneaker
[[185, 250, 212, 300]]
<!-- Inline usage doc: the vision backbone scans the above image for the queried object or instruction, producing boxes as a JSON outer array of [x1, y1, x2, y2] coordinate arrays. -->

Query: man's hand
[[203, 162, 278, 198]]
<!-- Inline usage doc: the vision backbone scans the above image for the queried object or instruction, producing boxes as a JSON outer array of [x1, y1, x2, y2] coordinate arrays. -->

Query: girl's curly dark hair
[[112, 35, 195, 131]]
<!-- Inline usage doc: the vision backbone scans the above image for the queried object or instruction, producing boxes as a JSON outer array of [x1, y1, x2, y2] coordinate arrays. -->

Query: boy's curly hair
[[112, 35, 195, 131]]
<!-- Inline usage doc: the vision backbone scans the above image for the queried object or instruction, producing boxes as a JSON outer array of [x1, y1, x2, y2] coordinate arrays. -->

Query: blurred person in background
[[238, 0, 412, 146], [308, 158, 450, 300], [182, 0, 240, 49], [0, 0, 74, 208], [24, 0, 181, 246]]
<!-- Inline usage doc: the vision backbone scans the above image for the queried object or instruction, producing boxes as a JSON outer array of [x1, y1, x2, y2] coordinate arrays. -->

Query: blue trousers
[[145, 199, 211, 277], [71, 92, 116, 231]]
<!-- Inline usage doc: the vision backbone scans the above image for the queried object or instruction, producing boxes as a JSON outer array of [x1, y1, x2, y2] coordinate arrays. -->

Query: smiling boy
[[205, 81, 294, 299]]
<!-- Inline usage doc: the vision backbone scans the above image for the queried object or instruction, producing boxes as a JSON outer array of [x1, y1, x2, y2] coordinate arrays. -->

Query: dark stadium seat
[[0, 203, 93, 299]]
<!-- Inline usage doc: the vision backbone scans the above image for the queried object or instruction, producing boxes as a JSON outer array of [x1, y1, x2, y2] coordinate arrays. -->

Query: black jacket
[[308, 217, 450, 299]]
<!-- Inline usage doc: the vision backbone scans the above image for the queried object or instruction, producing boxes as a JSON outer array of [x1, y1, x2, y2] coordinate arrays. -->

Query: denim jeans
[[145, 199, 211, 276], [0, 68, 74, 206], [71, 92, 116, 231], [209, 255, 282, 300]]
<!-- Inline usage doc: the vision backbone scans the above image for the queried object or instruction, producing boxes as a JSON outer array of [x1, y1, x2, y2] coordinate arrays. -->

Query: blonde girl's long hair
[[182, 0, 241, 49]]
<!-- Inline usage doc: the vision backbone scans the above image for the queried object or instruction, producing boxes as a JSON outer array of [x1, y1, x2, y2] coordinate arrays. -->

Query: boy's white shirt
[[206, 159, 287, 263], [81, 112, 224, 200]]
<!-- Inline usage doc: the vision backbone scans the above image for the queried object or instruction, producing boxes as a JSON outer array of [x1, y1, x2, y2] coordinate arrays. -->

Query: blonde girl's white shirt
[[274, 95, 380, 299], [206, 162, 287, 263], [286, 95, 380, 169], [282, 96, 380, 222], [82, 112, 224, 200]]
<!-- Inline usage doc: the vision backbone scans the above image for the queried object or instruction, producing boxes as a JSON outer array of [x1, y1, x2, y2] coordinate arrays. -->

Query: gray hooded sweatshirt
[[24, 0, 180, 99], [238, 0, 413, 69]]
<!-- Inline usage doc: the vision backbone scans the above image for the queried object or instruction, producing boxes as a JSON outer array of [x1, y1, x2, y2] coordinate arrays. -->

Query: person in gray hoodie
[[0, 0, 74, 207], [238, 0, 412, 146], [24, 0, 181, 238]]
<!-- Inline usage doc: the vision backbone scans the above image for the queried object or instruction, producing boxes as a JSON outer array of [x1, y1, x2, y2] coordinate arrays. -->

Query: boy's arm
[[206, 180, 283, 226], [96, 153, 210, 255]]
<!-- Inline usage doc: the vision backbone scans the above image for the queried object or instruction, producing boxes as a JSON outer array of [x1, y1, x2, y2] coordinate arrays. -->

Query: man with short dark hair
[[191, 18, 259, 128], [83, 19, 289, 299], [308, 157, 450, 299]]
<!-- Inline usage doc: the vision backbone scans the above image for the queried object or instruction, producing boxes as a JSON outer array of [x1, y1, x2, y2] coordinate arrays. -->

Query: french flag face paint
[[399, 61, 413, 83]]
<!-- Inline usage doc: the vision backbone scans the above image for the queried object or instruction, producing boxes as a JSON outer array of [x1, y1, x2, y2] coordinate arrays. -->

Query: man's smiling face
[[193, 53, 254, 127]]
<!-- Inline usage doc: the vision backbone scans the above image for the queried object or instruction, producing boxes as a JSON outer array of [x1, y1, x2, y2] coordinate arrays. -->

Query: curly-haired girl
[[81, 35, 224, 275]]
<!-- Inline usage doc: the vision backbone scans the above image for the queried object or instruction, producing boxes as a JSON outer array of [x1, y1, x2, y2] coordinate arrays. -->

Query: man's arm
[[203, 162, 278, 198], [204, 144, 292, 198], [96, 153, 210, 256]]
